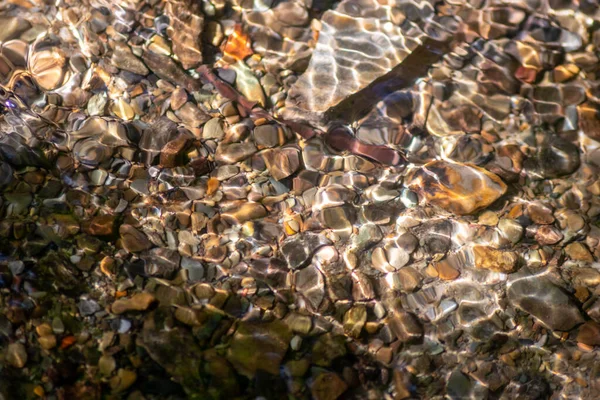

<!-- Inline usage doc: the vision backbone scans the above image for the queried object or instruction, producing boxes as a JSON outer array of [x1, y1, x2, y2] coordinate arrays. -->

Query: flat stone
[[565, 242, 594, 262], [343, 305, 367, 338], [407, 160, 507, 215], [311, 372, 348, 400], [215, 142, 258, 164], [435, 259, 461, 281], [262, 147, 301, 181], [472, 245, 519, 273], [577, 321, 600, 346], [507, 267, 584, 331], [112, 293, 157, 315], [141, 248, 181, 279], [312, 333, 347, 367], [119, 225, 152, 253], [388, 310, 423, 343], [202, 118, 225, 141], [6, 343, 27, 368], [253, 124, 281, 148], [221, 202, 267, 225], [84, 215, 116, 236], [281, 232, 331, 269], [227, 320, 292, 377], [295, 264, 325, 310], [111, 43, 149, 75]]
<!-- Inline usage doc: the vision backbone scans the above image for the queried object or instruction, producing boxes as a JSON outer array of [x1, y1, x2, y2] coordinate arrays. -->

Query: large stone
[[507, 267, 584, 331], [227, 320, 292, 377], [407, 160, 507, 215]]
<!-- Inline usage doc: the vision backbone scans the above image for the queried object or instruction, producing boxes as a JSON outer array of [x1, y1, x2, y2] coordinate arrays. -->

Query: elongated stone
[[407, 161, 507, 215]]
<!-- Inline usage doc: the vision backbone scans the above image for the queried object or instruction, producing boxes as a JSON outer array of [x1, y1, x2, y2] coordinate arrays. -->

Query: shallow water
[[1, 0, 600, 399]]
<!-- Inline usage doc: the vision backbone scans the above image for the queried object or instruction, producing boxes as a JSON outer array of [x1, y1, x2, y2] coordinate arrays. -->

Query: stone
[[388, 310, 423, 343], [396, 267, 422, 292], [160, 135, 190, 168], [202, 118, 225, 141], [533, 225, 563, 245], [84, 215, 116, 236], [577, 321, 600, 346], [295, 264, 325, 310], [99, 354, 117, 376], [227, 320, 292, 377], [253, 124, 281, 148], [215, 142, 258, 164], [312, 333, 347, 367], [119, 225, 152, 253], [110, 369, 137, 393], [262, 147, 301, 181], [38, 334, 57, 350], [221, 203, 267, 225], [406, 160, 507, 215], [435, 259, 461, 280], [112, 43, 149, 75], [6, 343, 27, 368], [472, 245, 519, 273], [565, 242, 594, 262], [111, 293, 157, 315], [311, 372, 348, 400], [343, 305, 367, 338], [507, 267, 584, 331]]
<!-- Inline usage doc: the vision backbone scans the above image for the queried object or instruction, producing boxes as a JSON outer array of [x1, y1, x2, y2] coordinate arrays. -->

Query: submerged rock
[[407, 160, 507, 215], [507, 267, 583, 331], [227, 320, 292, 377]]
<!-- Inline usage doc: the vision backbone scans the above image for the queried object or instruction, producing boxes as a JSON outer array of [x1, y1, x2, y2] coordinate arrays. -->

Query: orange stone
[[222, 24, 253, 62], [407, 161, 507, 215]]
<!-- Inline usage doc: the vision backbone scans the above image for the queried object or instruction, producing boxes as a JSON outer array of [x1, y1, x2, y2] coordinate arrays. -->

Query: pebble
[[472, 245, 519, 273], [6, 343, 27, 368], [311, 372, 348, 400], [111, 293, 157, 315]]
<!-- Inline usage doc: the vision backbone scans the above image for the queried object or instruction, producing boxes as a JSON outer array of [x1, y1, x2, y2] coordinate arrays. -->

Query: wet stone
[[407, 161, 507, 215], [577, 321, 600, 346], [253, 124, 281, 148], [343, 305, 367, 338], [6, 343, 27, 368], [112, 293, 157, 315], [215, 142, 258, 164], [227, 320, 292, 377], [281, 232, 331, 269], [312, 333, 347, 367], [295, 264, 325, 310], [311, 372, 348, 400], [119, 225, 152, 253], [508, 267, 584, 331], [472, 245, 519, 273]]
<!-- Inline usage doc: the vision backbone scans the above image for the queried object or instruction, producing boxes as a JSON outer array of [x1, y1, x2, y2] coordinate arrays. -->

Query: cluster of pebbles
[[2, 0, 600, 398]]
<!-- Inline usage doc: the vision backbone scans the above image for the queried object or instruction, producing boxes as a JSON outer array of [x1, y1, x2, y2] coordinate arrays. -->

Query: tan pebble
[[110, 369, 137, 393], [435, 260, 460, 280], [6, 343, 27, 368], [38, 334, 57, 350], [111, 293, 157, 315]]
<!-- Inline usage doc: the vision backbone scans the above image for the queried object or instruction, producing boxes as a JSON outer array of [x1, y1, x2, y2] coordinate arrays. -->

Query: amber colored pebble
[[60, 336, 76, 350]]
